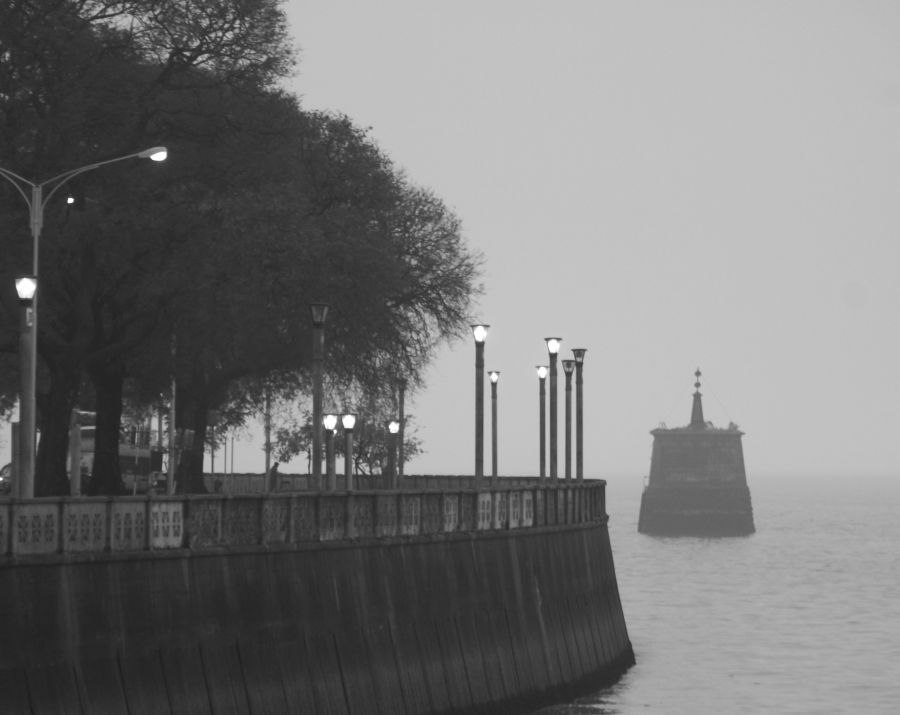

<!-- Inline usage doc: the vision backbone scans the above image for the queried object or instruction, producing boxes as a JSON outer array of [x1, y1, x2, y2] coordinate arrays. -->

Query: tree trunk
[[85, 361, 125, 495], [175, 379, 209, 494], [34, 358, 82, 497]]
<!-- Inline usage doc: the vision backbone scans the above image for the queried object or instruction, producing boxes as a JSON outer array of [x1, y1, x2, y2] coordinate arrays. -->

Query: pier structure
[[638, 369, 755, 536], [0, 476, 633, 715]]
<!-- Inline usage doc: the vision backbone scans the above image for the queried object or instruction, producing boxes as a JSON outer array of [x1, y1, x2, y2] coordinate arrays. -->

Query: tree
[[1, 1, 482, 496], [0, 0, 297, 494]]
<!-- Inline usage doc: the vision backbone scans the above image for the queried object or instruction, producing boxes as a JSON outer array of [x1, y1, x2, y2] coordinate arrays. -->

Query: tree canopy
[[0, 0, 482, 494]]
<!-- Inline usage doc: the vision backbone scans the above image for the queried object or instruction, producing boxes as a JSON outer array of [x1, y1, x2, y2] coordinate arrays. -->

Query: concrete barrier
[[0, 480, 632, 714]]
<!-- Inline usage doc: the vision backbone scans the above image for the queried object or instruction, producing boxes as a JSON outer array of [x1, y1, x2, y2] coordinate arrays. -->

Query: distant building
[[638, 369, 755, 536]]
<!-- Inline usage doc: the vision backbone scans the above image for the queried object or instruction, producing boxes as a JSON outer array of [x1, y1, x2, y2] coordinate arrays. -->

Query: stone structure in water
[[638, 369, 755, 536]]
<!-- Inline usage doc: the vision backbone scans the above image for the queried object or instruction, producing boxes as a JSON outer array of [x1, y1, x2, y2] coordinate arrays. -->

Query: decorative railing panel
[[292, 496, 317, 542], [376, 494, 398, 537], [492, 492, 508, 530], [443, 495, 459, 533], [319, 496, 346, 541], [509, 492, 521, 529], [421, 494, 443, 534], [1, 480, 606, 558], [186, 499, 220, 549], [222, 498, 260, 545], [150, 501, 183, 549], [263, 498, 290, 544], [522, 491, 534, 527], [477, 493, 492, 530], [459, 493, 475, 532], [400, 495, 421, 536], [110, 500, 146, 552], [63, 501, 106, 553], [13, 502, 59, 555], [351, 496, 375, 539]]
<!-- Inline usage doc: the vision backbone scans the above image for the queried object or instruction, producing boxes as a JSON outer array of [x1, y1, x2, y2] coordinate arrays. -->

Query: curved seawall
[[0, 481, 633, 714]]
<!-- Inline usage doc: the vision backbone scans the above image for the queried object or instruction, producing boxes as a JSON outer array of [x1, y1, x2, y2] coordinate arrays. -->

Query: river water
[[531, 473, 900, 714]]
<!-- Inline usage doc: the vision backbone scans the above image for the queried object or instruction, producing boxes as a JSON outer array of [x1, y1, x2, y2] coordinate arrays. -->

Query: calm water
[[533, 473, 900, 714]]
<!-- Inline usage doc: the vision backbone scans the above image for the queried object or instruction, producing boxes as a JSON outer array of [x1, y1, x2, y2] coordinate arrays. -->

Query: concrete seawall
[[0, 482, 633, 714]]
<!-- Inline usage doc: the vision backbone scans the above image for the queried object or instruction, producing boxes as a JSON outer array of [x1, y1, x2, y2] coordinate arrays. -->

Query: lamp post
[[488, 371, 500, 485], [536, 365, 548, 480], [545, 338, 562, 479], [397, 378, 406, 478], [1, 147, 167, 498], [387, 420, 400, 489], [562, 360, 575, 480], [341, 413, 356, 491], [323, 413, 338, 491], [310, 302, 329, 490], [14, 276, 37, 498], [572, 348, 587, 481], [472, 324, 489, 486]]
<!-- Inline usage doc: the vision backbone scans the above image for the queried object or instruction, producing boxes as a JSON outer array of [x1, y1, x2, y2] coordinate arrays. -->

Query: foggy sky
[[4, 1, 897, 480], [282, 1, 899, 479]]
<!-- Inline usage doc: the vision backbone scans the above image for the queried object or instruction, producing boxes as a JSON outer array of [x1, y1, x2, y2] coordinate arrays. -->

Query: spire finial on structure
[[690, 367, 705, 428]]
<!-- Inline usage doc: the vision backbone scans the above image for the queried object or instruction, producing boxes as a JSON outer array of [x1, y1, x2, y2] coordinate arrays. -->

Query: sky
[[3, 1, 898, 481], [277, 0, 900, 480]]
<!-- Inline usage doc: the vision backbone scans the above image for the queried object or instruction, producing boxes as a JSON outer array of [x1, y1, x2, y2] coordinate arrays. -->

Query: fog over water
[[531, 473, 900, 713]]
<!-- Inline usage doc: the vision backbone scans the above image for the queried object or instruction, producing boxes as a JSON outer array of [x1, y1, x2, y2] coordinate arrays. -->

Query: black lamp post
[[387, 419, 400, 489], [562, 360, 575, 480], [545, 338, 562, 479], [14, 276, 36, 498], [537, 365, 548, 481], [488, 370, 500, 485], [397, 378, 406, 478], [342, 413, 356, 491], [310, 302, 329, 489], [323, 413, 338, 491], [472, 324, 489, 486], [572, 348, 587, 481]]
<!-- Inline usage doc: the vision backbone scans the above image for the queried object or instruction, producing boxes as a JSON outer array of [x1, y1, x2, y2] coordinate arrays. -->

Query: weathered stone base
[[638, 485, 755, 536], [0, 522, 633, 714]]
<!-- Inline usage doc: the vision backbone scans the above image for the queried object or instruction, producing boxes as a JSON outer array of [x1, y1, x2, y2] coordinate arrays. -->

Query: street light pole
[[488, 371, 500, 486], [572, 349, 587, 481], [310, 302, 329, 490], [472, 324, 489, 486], [341, 413, 356, 491], [562, 360, 575, 481], [1, 147, 167, 498], [387, 420, 400, 489], [537, 365, 548, 481], [14, 277, 37, 499], [323, 414, 338, 491], [545, 338, 562, 479], [397, 378, 406, 478]]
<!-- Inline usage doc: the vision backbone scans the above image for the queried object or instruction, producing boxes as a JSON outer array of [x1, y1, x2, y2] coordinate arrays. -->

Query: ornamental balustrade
[[0, 481, 606, 559]]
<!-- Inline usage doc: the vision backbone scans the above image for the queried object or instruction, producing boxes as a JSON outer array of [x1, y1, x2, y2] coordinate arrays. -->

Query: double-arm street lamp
[[1, 146, 167, 498]]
